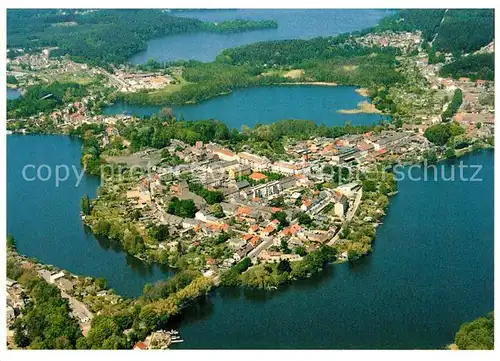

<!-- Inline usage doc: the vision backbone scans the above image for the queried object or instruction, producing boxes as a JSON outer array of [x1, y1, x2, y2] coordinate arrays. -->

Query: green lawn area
[[145, 75, 189, 102], [44, 72, 101, 85]]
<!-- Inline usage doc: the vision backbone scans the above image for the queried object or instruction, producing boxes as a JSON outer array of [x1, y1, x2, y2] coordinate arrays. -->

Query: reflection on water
[[125, 254, 173, 278], [347, 252, 374, 271], [168, 295, 215, 329], [104, 86, 387, 129], [91, 231, 125, 254], [131, 9, 391, 63], [7, 133, 174, 297]]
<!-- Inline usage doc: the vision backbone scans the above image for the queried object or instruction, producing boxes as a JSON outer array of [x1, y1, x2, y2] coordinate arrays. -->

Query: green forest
[[433, 9, 494, 54], [440, 53, 494, 81], [119, 42, 403, 106], [218, 39, 403, 86], [7, 249, 213, 349], [442, 89, 463, 122], [7, 10, 202, 66], [7, 10, 278, 66], [7, 81, 89, 118], [114, 114, 385, 157], [424, 121, 465, 146], [376, 9, 445, 42], [454, 312, 494, 350], [376, 9, 494, 54]]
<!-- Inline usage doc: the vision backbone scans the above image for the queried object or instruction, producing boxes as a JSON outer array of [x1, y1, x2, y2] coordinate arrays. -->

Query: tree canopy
[[440, 53, 494, 81], [454, 312, 494, 350]]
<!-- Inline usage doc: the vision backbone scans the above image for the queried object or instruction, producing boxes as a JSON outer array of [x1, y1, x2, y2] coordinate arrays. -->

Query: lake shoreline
[[108, 85, 387, 128]]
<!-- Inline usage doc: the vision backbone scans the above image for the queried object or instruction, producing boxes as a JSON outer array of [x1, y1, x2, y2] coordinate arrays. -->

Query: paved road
[[346, 188, 363, 222], [248, 237, 274, 261], [328, 189, 363, 246]]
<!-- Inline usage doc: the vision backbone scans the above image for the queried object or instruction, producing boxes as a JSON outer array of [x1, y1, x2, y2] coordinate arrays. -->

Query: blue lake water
[[171, 150, 494, 349], [7, 135, 172, 297], [5, 8, 494, 349], [104, 86, 387, 129], [7, 133, 494, 348], [130, 9, 392, 64]]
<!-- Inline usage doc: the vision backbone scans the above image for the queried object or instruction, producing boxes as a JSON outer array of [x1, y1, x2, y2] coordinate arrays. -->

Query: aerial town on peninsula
[[5, 9, 494, 351]]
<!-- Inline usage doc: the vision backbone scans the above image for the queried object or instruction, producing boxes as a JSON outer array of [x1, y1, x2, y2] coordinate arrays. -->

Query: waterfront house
[[49, 271, 66, 284], [133, 341, 148, 350]]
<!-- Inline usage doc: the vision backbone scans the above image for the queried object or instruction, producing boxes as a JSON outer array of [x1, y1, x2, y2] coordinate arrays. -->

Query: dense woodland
[[8, 10, 202, 66], [8, 9, 493, 68], [7, 10, 277, 66], [7, 250, 83, 349], [114, 114, 385, 158], [218, 40, 403, 86], [376, 9, 445, 42], [119, 43, 403, 106], [376, 9, 494, 55], [7, 247, 213, 349], [424, 121, 465, 146], [432, 10, 494, 54], [7, 81, 89, 118], [440, 53, 494, 81], [441, 89, 463, 122]]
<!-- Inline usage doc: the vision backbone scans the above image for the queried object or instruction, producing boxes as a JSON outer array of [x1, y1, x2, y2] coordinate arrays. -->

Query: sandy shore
[[355, 88, 371, 97], [338, 101, 381, 114]]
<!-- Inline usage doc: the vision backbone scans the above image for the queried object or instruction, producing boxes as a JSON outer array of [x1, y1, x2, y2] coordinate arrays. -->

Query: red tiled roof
[[236, 206, 252, 216], [282, 223, 302, 236], [250, 236, 261, 246], [249, 172, 268, 181], [133, 342, 148, 350], [263, 225, 275, 234]]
